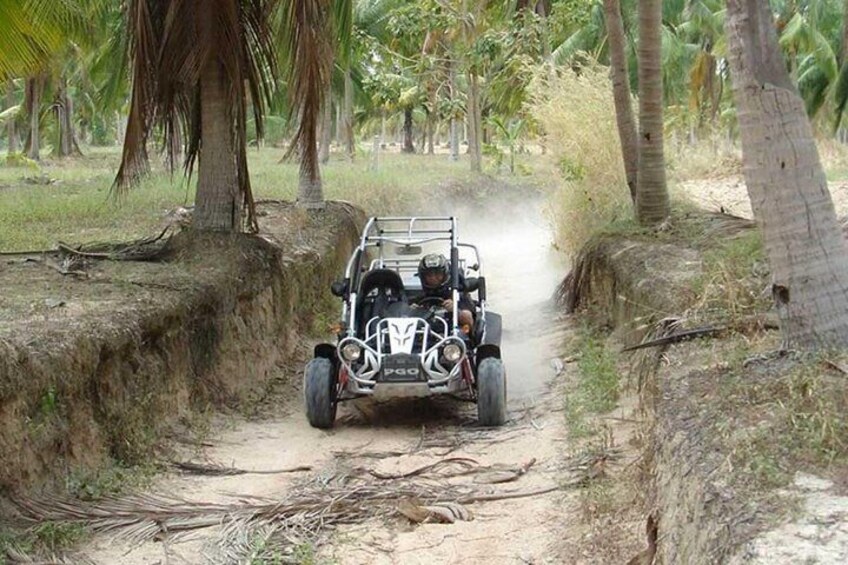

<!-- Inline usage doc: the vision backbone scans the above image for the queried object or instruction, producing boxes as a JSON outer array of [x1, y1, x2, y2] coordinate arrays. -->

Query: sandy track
[[82, 376, 576, 564], [79, 196, 590, 564]]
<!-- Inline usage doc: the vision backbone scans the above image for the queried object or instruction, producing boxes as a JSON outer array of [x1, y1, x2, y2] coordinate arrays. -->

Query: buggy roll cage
[[338, 217, 485, 338]]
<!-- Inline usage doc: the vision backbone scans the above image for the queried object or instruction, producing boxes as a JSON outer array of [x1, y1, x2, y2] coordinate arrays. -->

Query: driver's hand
[[442, 298, 453, 310]]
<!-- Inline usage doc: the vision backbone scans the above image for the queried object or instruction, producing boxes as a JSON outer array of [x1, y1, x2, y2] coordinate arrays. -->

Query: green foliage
[[565, 326, 621, 438], [39, 386, 58, 417], [0, 521, 88, 563], [66, 461, 156, 501]]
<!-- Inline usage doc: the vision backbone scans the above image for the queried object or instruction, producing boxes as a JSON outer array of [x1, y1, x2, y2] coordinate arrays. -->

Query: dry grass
[[530, 65, 633, 255], [717, 351, 848, 490], [666, 135, 742, 182]]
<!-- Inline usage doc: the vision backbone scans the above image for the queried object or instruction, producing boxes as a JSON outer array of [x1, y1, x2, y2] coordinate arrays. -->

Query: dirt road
[[80, 196, 587, 564]]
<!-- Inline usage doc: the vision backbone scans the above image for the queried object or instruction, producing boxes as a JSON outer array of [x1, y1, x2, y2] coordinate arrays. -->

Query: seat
[[356, 269, 407, 336]]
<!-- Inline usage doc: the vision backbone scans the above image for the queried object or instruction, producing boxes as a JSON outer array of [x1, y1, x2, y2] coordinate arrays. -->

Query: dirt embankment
[[566, 218, 848, 563], [0, 202, 362, 493]]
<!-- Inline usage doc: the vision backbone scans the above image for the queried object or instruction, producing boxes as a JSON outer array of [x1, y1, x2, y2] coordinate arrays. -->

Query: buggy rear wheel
[[477, 358, 507, 426], [304, 358, 337, 429]]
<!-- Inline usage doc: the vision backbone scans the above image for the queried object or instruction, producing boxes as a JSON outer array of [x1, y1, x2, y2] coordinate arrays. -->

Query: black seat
[[356, 269, 407, 335]]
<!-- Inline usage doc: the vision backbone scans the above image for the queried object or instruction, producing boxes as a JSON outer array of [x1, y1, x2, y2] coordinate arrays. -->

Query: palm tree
[[116, 1, 278, 232], [280, 0, 351, 208], [726, 0, 848, 349], [4, 80, 19, 154], [635, 0, 670, 225], [1, 0, 94, 161], [604, 0, 638, 203]]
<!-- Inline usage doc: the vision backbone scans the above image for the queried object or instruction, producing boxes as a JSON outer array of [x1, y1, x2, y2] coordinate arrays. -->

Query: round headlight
[[341, 343, 362, 362], [443, 343, 463, 363]]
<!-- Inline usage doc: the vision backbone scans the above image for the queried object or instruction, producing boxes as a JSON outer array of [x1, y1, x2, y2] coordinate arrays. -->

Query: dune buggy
[[304, 216, 506, 428]]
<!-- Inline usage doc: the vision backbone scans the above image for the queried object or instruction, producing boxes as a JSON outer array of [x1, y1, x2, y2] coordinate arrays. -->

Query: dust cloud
[[439, 191, 571, 400]]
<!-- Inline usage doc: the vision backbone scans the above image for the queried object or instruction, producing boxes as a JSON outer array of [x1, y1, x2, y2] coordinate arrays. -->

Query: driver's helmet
[[418, 253, 449, 290]]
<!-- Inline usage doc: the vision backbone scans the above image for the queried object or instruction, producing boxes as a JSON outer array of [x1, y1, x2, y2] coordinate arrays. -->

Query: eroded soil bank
[[565, 214, 848, 564], [0, 202, 361, 493]]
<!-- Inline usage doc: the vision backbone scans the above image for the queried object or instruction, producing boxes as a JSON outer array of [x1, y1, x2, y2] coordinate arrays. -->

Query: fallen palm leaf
[[474, 458, 538, 485], [170, 460, 312, 476], [12, 456, 561, 563], [368, 457, 478, 480], [12, 481, 559, 554]]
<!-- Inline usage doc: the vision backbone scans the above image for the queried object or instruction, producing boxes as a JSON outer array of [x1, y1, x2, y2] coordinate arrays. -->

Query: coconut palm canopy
[[0, 0, 102, 79], [4, 0, 848, 221]]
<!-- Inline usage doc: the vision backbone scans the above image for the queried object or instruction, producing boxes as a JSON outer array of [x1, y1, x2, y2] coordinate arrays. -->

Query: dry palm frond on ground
[[12, 457, 559, 563]]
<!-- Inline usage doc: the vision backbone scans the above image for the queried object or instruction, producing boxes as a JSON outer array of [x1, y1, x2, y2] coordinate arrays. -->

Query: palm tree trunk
[[726, 0, 848, 349], [449, 60, 459, 161], [536, 0, 553, 73], [66, 86, 82, 154], [319, 81, 332, 164], [26, 76, 41, 161], [343, 66, 355, 161], [467, 72, 483, 172], [635, 0, 670, 225], [402, 107, 415, 153], [194, 58, 242, 231], [419, 118, 426, 151], [334, 102, 341, 145], [6, 81, 18, 154], [427, 110, 435, 155], [55, 75, 79, 158], [380, 109, 386, 148], [843, 0, 848, 63], [604, 0, 638, 203], [115, 111, 125, 146]]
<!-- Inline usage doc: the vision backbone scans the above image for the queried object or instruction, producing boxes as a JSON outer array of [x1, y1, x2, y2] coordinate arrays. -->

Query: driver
[[413, 253, 475, 336]]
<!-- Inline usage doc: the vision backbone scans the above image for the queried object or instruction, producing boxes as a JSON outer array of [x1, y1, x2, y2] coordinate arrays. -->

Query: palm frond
[[834, 60, 848, 132], [115, 0, 278, 230], [13, 457, 557, 563], [280, 0, 333, 191], [333, 0, 354, 63]]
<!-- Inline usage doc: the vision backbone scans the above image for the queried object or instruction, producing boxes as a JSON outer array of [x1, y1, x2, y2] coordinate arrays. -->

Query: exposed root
[[57, 225, 175, 262]]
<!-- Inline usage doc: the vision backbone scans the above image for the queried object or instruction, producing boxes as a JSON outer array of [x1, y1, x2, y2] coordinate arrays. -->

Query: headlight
[[341, 343, 362, 362], [443, 343, 463, 363]]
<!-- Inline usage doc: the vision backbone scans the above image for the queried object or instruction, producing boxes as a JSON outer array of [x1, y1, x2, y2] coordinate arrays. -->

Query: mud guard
[[480, 312, 502, 347], [476, 344, 501, 362], [314, 343, 337, 360]]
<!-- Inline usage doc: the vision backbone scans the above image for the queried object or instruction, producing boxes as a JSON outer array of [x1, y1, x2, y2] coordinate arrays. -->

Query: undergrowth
[[565, 325, 621, 439], [0, 148, 531, 252], [530, 65, 632, 256], [0, 521, 88, 564], [718, 351, 848, 491], [690, 229, 769, 324]]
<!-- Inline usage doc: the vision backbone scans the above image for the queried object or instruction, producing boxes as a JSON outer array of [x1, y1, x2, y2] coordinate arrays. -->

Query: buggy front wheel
[[304, 358, 337, 429], [477, 358, 507, 427]]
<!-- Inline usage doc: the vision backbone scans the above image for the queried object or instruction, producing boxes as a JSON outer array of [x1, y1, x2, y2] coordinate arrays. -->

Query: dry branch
[[11, 457, 561, 562], [170, 460, 312, 476]]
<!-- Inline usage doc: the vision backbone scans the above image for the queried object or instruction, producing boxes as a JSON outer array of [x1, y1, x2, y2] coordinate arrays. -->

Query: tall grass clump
[[530, 64, 632, 255]]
